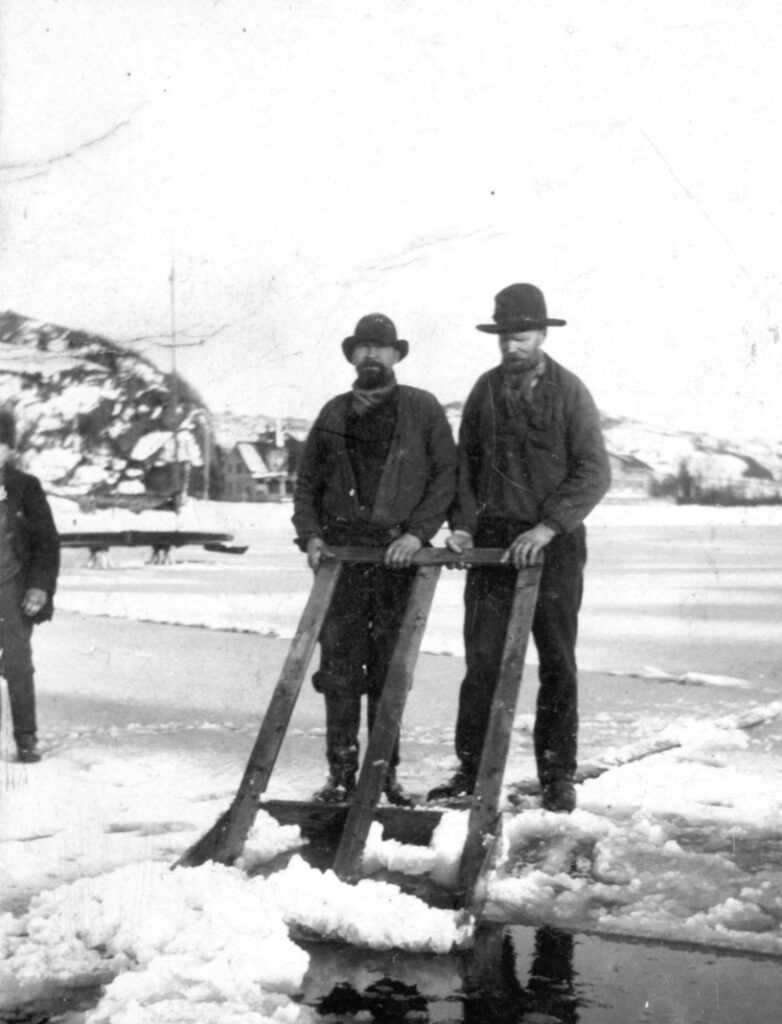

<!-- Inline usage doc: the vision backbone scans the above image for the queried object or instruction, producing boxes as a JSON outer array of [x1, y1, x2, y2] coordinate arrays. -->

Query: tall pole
[[169, 261, 182, 508], [202, 415, 210, 499]]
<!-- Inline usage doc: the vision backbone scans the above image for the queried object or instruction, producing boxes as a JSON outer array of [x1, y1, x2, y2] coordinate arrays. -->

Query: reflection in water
[[308, 924, 580, 1022], [462, 924, 579, 1023], [319, 977, 429, 1021]]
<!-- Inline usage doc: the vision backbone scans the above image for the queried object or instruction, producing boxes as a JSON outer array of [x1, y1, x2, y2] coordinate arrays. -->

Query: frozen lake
[[2, 500, 782, 1022]]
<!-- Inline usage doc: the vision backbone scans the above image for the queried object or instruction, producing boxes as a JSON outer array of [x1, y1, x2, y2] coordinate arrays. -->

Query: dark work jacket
[[4, 464, 60, 623], [293, 385, 457, 546], [450, 356, 611, 536]]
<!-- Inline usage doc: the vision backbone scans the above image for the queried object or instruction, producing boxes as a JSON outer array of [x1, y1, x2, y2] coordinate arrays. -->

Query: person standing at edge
[[0, 409, 60, 763], [428, 284, 610, 812], [293, 313, 457, 806]]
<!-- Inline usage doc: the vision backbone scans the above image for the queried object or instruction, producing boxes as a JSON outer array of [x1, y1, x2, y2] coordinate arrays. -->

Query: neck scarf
[[502, 356, 545, 414], [350, 373, 398, 416]]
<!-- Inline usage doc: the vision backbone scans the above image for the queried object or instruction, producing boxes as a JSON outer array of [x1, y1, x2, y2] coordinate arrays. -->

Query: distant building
[[676, 449, 782, 505], [606, 452, 654, 498], [220, 441, 292, 502]]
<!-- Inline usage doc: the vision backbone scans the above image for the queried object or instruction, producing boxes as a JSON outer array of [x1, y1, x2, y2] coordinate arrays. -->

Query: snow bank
[[0, 852, 471, 1019]]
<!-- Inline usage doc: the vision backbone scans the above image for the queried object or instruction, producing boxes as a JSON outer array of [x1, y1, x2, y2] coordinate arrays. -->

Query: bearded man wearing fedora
[[428, 284, 610, 812], [293, 313, 457, 805]]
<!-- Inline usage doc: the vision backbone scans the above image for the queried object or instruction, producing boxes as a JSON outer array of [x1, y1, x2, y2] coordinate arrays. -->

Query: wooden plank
[[457, 563, 542, 905], [261, 800, 443, 847], [59, 530, 233, 548], [175, 560, 342, 868], [323, 546, 511, 566], [332, 565, 442, 881]]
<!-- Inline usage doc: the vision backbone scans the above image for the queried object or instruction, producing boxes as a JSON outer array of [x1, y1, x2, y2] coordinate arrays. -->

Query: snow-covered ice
[[1, 499, 782, 1019]]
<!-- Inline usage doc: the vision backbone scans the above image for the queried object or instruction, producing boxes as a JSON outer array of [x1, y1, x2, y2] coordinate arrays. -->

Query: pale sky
[[1, 0, 780, 437]]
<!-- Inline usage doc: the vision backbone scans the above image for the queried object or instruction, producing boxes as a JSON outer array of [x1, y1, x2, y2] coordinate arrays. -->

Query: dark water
[[4, 925, 781, 1023], [300, 924, 782, 1024]]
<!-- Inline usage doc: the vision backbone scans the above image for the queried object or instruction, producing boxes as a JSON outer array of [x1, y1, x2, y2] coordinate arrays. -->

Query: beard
[[355, 359, 394, 390], [502, 351, 542, 374]]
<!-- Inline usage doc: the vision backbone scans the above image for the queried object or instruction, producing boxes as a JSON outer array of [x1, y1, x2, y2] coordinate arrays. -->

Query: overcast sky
[[1, 0, 780, 436]]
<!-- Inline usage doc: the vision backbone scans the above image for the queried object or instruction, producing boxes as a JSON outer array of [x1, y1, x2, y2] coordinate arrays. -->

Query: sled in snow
[[59, 529, 236, 551], [176, 546, 541, 910]]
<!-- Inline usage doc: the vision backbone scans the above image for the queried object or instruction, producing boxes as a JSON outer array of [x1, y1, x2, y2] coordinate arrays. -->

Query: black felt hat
[[342, 313, 409, 361], [476, 283, 566, 333], [0, 409, 16, 448]]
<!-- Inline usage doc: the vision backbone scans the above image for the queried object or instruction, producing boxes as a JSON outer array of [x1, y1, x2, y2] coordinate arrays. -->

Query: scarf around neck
[[350, 373, 398, 416], [501, 356, 545, 410]]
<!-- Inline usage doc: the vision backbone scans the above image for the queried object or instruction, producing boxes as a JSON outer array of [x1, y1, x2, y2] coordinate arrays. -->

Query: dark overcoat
[[4, 464, 60, 624], [293, 385, 457, 546]]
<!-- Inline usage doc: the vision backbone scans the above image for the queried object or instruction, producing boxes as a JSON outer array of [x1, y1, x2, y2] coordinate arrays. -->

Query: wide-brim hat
[[342, 313, 409, 361], [476, 283, 566, 333]]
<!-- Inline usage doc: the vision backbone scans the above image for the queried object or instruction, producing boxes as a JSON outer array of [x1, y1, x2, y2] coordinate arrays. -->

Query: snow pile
[[0, 853, 471, 1019], [363, 810, 468, 889], [478, 716, 782, 954], [486, 804, 782, 954], [615, 665, 755, 688], [1, 860, 308, 1020], [263, 855, 472, 953], [238, 812, 305, 873]]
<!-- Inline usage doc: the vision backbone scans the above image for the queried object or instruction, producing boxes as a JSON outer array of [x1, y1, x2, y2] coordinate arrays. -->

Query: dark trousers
[[0, 576, 37, 740], [313, 562, 416, 775], [455, 520, 586, 782]]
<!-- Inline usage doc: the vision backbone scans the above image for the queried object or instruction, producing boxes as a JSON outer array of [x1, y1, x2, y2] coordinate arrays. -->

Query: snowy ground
[[2, 499, 782, 1021]]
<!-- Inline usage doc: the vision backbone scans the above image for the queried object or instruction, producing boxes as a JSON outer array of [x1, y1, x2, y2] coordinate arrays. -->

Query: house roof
[[236, 442, 269, 476]]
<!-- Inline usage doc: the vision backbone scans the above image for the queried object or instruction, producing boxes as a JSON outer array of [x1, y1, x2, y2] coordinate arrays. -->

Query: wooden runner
[[457, 562, 542, 908], [176, 559, 342, 868], [332, 564, 442, 881]]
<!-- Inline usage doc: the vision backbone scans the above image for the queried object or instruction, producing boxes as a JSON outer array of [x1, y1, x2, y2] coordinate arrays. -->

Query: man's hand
[[444, 529, 474, 568], [445, 530, 474, 555], [385, 532, 422, 568], [22, 587, 47, 617], [501, 524, 556, 568], [306, 536, 327, 571]]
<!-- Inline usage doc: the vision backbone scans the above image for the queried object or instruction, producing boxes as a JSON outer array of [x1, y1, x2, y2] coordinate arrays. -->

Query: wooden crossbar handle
[[322, 546, 542, 567]]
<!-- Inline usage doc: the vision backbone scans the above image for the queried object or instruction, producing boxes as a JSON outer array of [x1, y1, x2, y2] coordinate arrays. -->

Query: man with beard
[[293, 313, 457, 805], [428, 284, 610, 812]]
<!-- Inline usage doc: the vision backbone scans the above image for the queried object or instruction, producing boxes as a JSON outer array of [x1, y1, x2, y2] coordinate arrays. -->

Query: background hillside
[[1, 311, 780, 506], [0, 311, 214, 506]]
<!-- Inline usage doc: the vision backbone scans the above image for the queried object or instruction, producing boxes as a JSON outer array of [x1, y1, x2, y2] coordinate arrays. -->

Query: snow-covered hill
[[0, 311, 211, 502], [3, 310, 781, 506]]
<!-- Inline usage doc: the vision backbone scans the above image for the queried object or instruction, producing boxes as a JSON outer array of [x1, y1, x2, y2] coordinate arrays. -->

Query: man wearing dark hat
[[428, 284, 610, 812], [293, 313, 457, 804], [0, 409, 60, 763]]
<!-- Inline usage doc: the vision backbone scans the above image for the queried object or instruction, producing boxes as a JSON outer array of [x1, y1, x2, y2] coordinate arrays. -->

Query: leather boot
[[16, 733, 41, 764], [383, 768, 414, 807], [540, 776, 576, 813], [426, 764, 476, 802], [315, 693, 360, 803], [313, 767, 356, 803]]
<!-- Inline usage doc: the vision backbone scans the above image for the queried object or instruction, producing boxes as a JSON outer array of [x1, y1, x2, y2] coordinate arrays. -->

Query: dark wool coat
[[450, 355, 611, 536], [4, 464, 60, 623], [293, 385, 457, 545]]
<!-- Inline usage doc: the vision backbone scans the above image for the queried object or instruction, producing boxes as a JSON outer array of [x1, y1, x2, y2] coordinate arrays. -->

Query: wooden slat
[[261, 799, 443, 847], [175, 560, 342, 868], [59, 530, 234, 548], [323, 546, 517, 566], [457, 563, 542, 906], [332, 565, 442, 881]]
